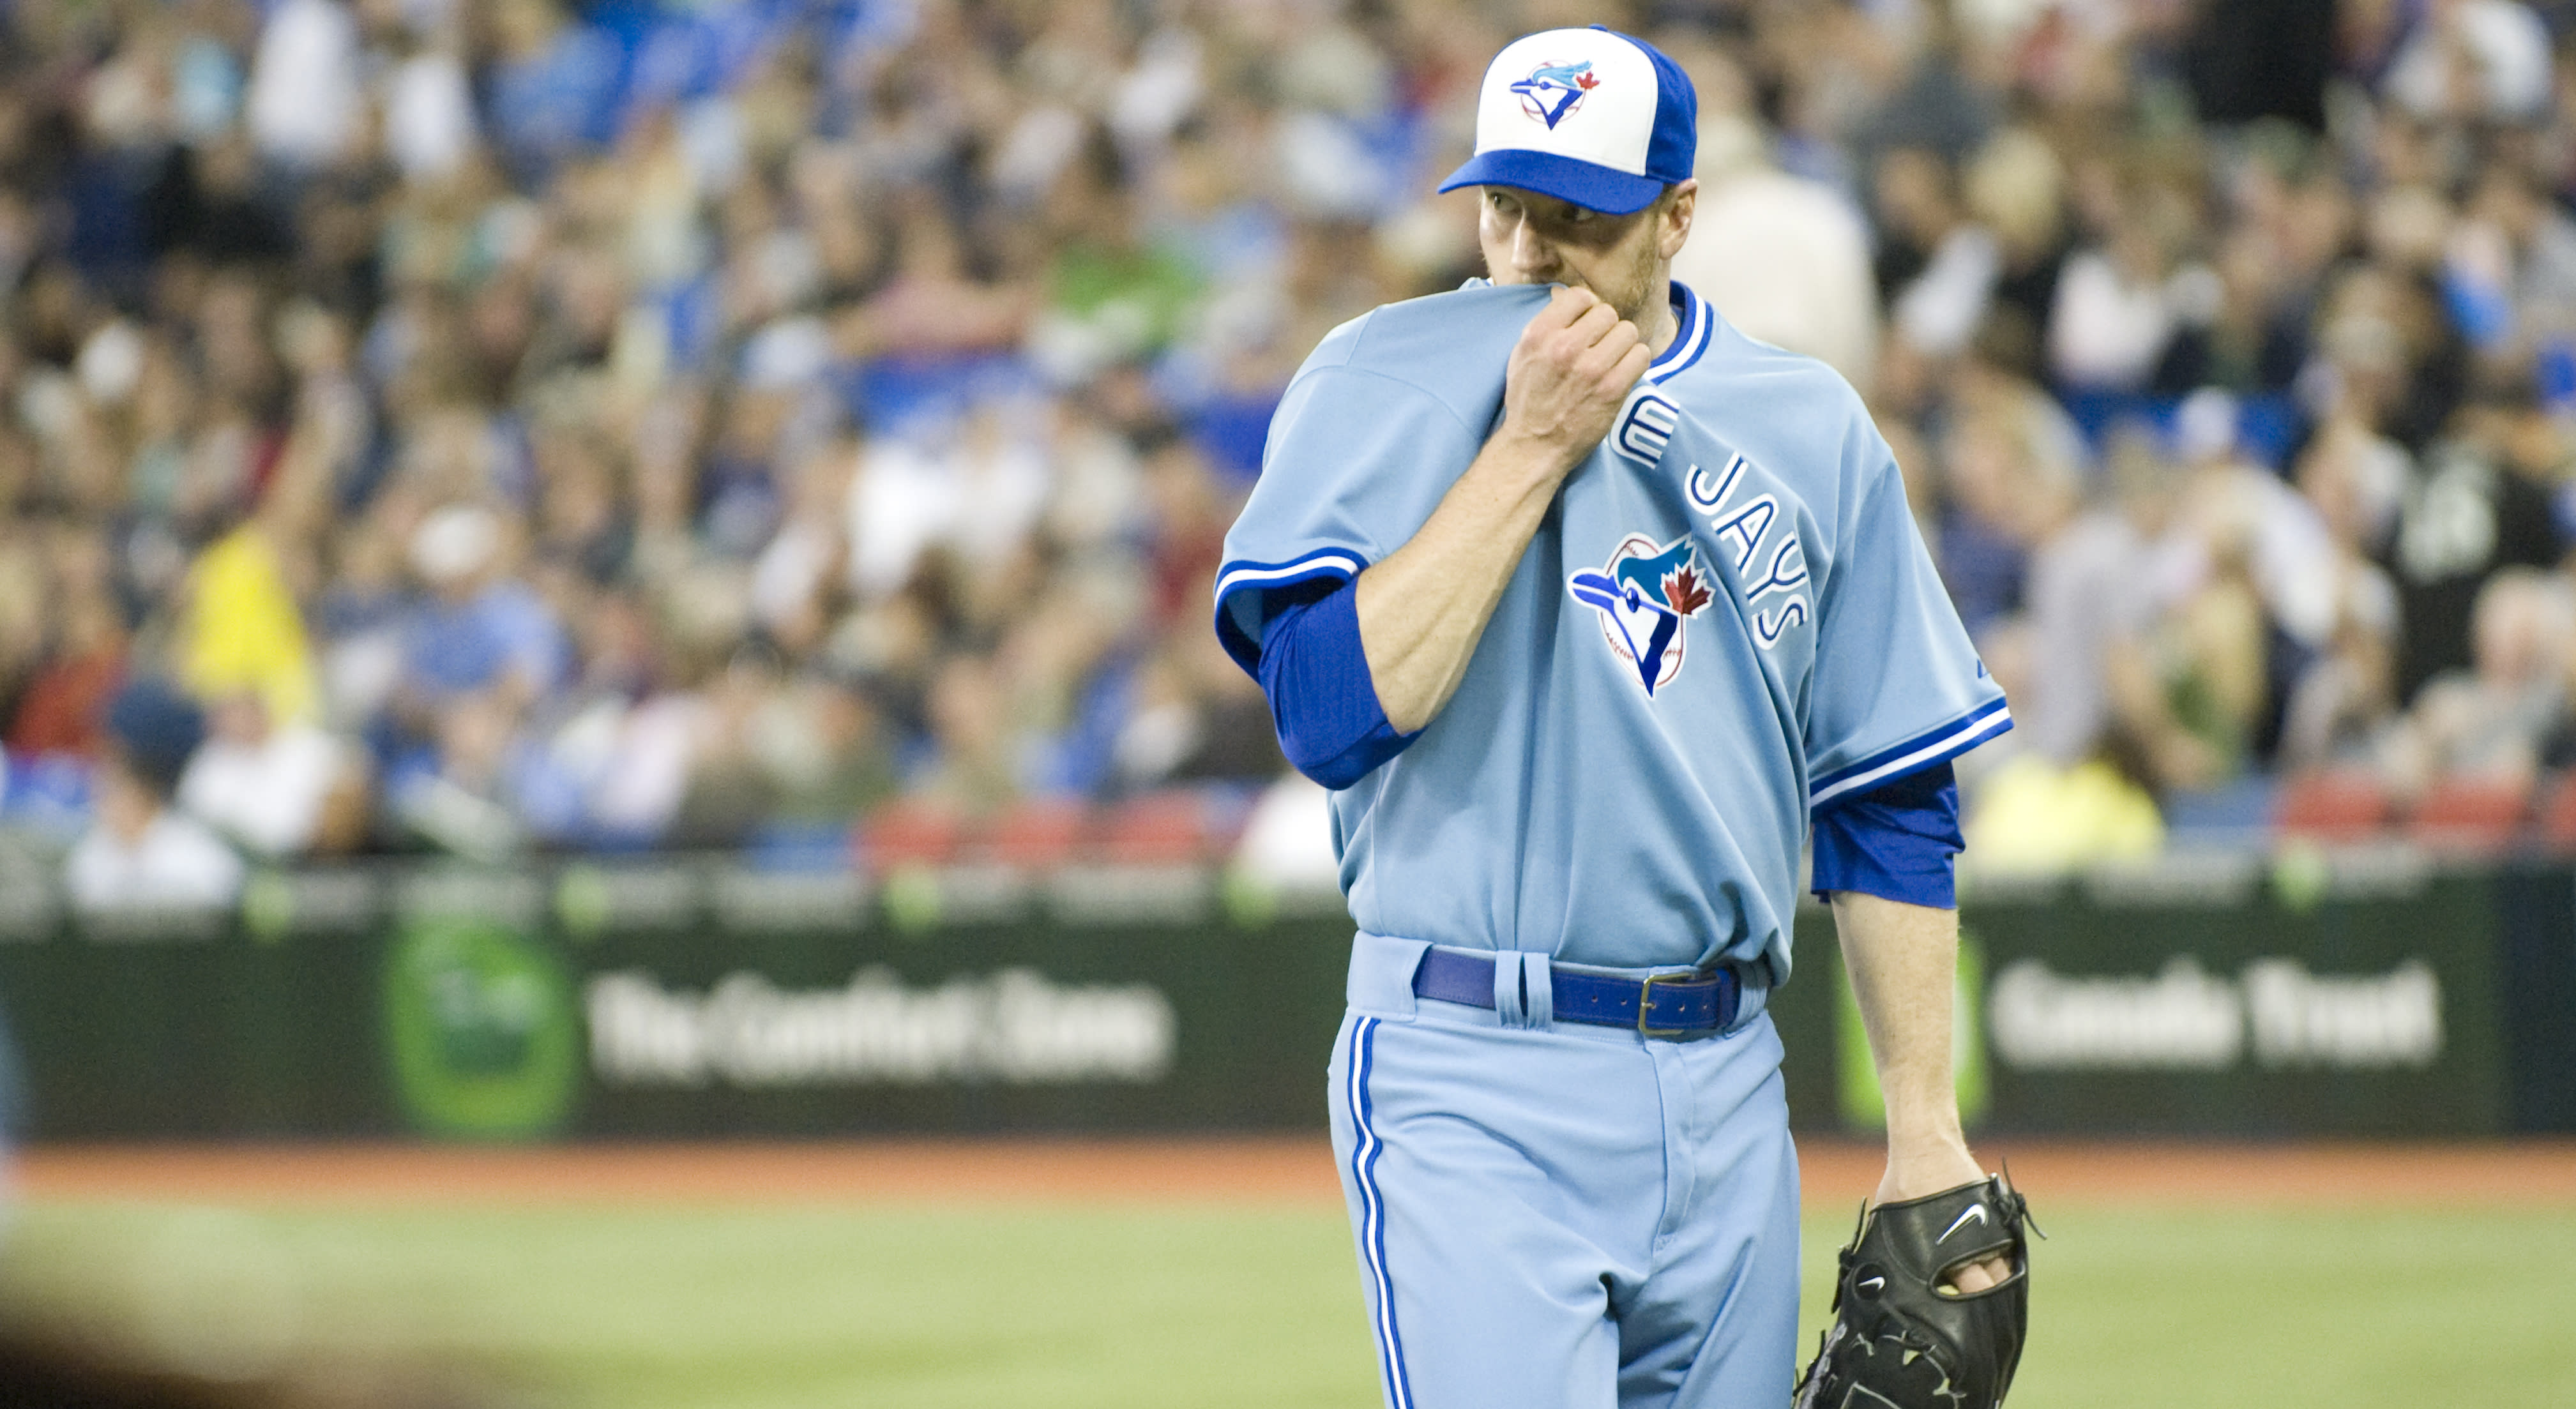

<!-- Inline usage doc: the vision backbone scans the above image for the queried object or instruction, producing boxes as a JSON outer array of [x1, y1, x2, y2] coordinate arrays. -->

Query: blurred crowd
[[9, 0, 2576, 900]]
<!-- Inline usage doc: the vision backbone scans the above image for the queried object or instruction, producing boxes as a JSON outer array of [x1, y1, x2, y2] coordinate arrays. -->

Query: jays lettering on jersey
[[1218, 283, 2007, 979]]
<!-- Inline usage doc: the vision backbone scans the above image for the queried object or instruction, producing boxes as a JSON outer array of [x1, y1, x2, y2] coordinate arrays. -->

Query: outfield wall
[[0, 850, 2567, 1140]]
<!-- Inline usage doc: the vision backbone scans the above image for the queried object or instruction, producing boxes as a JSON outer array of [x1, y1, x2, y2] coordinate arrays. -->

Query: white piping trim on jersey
[[1808, 705, 2015, 809], [1214, 552, 1367, 601], [1347, 1017, 1414, 1409], [1648, 314, 1710, 379], [1647, 286, 1710, 382], [1810, 697, 2011, 793]]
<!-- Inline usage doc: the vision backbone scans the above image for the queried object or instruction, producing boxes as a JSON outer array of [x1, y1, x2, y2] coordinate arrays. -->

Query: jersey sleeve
[[1803, 414, 2011, 811], [1213, 358, 1489, 675]]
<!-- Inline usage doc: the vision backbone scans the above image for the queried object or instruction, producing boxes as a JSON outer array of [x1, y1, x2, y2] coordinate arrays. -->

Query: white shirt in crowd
[[178, 720, 347, 858], [1893, 226, 2003, 361], [383, 49, 480, 181], [65, 810, 245, 912], [844, 420, 1050, 601], [247, 0, 361, 168], [2047, 249, 2174, 389], [2385, 0, 2554, 124], [1673, 118, 1882, 393]]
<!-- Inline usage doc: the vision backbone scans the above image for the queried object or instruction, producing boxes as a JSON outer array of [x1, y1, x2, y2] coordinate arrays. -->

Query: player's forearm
[[1352, 286, 1646, 732], [1354, 432, 1577, 732], [1831, 891, 1971, 1157]]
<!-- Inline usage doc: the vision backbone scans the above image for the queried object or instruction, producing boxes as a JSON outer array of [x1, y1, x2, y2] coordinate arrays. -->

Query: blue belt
[[1412, 948, 1742, 1036]]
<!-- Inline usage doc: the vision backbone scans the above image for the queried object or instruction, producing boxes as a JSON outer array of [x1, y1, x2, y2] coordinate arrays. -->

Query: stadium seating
[[2271, 771, 2397, 843], [859, 798, 969, 871], [1100, 790, 1222, 865], [2406, 777, 2534, 854], [2536, 772, 2576, 852], [985, 797, 1091, 870]]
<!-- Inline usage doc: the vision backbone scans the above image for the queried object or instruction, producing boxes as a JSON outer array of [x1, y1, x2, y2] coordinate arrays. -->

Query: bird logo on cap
[[1510, 59, 1598, 129]]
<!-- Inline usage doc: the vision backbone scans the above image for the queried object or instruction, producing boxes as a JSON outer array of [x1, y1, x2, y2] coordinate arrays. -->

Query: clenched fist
[[1497, 285, 1653, 479]]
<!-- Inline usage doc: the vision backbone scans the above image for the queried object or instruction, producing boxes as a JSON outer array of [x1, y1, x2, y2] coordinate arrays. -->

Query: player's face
[[1478, 182, 1696, 331]]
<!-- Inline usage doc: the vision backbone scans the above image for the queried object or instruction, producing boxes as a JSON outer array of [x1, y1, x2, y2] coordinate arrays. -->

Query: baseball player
[[1215, 26, 2032, 1409]]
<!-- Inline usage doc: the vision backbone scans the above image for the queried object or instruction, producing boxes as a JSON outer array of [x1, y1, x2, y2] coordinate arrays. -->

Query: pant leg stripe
[[1348, 1016, 1413, 1409]]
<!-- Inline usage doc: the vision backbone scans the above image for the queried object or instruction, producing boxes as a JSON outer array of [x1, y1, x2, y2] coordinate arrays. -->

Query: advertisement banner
[[0, 854, 2534, 1140], [1777, 854, 2512, 1137]]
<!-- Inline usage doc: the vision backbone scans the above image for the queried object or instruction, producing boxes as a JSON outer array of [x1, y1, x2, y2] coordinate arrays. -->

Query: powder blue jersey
[[1218, 282, 2008, 982]]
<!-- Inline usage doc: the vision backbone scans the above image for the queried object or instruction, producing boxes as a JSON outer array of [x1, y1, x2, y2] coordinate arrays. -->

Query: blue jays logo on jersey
[[1510, 59, 1598, 129], [1568, 534, 1714, 697]]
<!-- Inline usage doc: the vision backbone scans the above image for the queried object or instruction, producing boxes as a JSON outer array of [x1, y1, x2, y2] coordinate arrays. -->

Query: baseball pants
[[1328, 931, 1801, 1409]]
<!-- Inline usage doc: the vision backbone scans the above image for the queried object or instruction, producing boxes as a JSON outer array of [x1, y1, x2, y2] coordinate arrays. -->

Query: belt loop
[[1349, 933, 1430, 1016], [1724, 965, 1766, 1034], [1520, 952, 1553, 1028], [1492, 951, 1527, 1027]]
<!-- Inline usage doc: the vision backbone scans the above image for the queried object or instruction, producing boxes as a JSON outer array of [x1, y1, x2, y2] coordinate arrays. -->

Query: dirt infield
[[15, 1136, 2576, 1208]]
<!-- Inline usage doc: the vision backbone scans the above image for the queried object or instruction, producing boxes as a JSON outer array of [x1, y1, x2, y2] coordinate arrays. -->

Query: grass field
[[3, 1192, 2570, 1407]]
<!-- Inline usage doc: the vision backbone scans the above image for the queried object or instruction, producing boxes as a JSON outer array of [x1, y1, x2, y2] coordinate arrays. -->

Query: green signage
[[383, 917, 580, 1140], [0, 855, 2552, 1140]]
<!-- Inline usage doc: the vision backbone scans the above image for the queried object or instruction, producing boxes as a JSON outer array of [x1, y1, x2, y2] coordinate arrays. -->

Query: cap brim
[[1437, 149, 1665, 215]]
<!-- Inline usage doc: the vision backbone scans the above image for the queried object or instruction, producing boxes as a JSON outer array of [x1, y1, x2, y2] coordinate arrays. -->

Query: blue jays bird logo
[[1511, 59, 1598, 129], [1569, 534, 1714, 696]]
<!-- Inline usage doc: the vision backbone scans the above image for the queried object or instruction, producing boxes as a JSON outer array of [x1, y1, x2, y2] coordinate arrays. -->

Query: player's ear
[[1658, 179, 1698, 260]]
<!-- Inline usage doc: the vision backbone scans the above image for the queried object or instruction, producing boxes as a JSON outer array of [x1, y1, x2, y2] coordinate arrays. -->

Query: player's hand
[[1497, 286, 1652, 477], [1875, 1140, 2013, 1295]]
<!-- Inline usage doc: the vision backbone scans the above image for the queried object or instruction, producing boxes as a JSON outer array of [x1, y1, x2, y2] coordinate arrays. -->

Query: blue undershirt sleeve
[[1255, 581, 1421, 790], [1809, 761, 1964, 908]]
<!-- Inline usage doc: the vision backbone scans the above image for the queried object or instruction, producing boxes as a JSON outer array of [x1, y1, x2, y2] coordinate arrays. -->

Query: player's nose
[[1508, 222, 1560, 278]]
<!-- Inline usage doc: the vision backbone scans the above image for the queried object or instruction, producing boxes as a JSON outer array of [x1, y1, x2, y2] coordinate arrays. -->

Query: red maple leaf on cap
[[1576, 71, 1600, 90], [1663, 566, 1712, 617]]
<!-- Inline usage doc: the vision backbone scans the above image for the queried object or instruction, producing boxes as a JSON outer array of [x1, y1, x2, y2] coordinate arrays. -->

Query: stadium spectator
[[1959, 747, 2167, 874], [1026, 130, 1204, 386], [1878, 146, 1997, 361], [2047, 173, 2211, 394], [1961, 128, 2072, 367], [2279, 608, 2409, 776], [6, 548, 126, 760], [2379, 388, 2565, 701], [2279, 418, 2413, 772], [177, 685, 362, 858], [2383, 0, 2557, 125], [2185, 0, 2335, 131], [2102, 505, 2271, 794], [2006, 418, 2150, 772], [9, 0, 2576, 871], [1671, 101, 1881, 392], [918, 651, 1020, 816], [2387, 565, 2573, 796], [177, 515, 322, 732], [246, 0, 363, 173], [1935, 363, 2087, 649], [392, 502, 567, 728], [63, 677, 240, 910]]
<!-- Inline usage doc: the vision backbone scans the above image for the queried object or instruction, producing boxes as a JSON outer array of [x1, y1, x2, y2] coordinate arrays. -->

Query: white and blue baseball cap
[[1438, 26, 1697, 216]]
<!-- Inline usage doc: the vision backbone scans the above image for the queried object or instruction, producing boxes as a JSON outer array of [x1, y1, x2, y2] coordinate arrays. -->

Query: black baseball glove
[[1793, 1172, 2038, 1409]]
